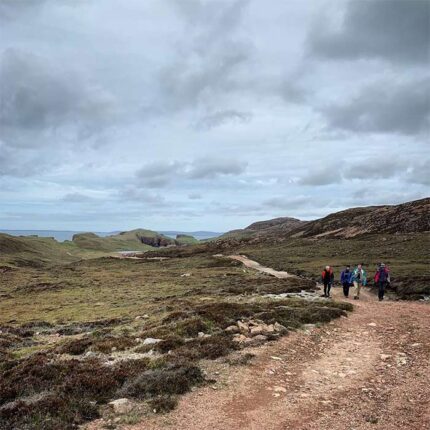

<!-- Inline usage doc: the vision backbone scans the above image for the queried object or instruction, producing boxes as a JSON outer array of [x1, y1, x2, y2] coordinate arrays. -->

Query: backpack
[[378, 268, 388, 282]]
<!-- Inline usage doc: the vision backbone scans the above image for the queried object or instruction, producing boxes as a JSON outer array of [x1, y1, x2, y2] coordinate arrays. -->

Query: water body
[[0, 230, 222, 242]]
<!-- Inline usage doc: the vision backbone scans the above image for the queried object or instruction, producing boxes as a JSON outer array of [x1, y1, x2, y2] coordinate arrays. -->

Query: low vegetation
[[0, 250, 351, 429]]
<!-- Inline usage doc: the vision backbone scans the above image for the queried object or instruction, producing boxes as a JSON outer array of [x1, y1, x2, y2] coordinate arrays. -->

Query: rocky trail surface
[[91, 258, 430, 430]]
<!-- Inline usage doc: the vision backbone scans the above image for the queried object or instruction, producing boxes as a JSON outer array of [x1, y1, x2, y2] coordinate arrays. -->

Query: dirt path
[[94, 259, 430, 430], [228, 255, 296, 278]]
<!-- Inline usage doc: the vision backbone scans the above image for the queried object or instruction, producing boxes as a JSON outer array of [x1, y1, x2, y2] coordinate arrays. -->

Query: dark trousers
[[342, 282, 351, 297], [378, 281, 387, 300], [324, 282, 332, 296]]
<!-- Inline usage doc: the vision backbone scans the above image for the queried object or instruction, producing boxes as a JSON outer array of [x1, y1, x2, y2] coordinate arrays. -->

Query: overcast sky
[[0, 0, 429, 232]]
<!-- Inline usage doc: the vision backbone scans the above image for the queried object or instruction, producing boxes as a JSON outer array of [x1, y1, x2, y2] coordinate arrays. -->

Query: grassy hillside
[[0, 234, 84, 267], [175, 234, 199, 245], [72, 229, 177, 252], [238, 233, 430, 298]]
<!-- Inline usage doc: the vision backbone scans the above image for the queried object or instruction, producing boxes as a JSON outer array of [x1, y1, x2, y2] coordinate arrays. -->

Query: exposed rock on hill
[[218, 198, 430, 244], [217, 217, 306, 243], [293, 198, 430, 239], [246, 217, 306, 233]]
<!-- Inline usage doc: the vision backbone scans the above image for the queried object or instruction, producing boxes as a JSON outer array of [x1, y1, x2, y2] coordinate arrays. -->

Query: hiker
[[321, 265, 334, 298], [340, 265, 353, 298], [374, 263, 390, 301], [352, 264, 367, 300]]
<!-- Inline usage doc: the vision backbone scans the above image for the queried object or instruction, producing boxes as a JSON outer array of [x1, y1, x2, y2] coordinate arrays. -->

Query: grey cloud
[[298, 156, 429, 187], [309, 0, 430, 64], [135, 161, 183, 188], [156, 0, 253, 112], [135, 158, 247, 187], [187, 158, 247, 179], [0, 0, 47, 20], [347, 158, 406, 181], [158, 41, 251, 112], [298, 167, 342, 186], [0, 49, 117, 148], [195, 110, 252, 130], [117, 187, 167, 205], [320, 79, 430, 136], [406, 160, 430, 185], [0, 140, 47, 177]]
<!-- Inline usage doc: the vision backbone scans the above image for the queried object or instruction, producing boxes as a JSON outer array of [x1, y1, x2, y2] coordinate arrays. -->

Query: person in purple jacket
[[340, 265, 353, 298]]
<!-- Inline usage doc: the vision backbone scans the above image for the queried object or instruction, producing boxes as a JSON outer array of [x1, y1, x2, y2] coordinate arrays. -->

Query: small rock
[[265, 324, 275, 333], [396, 352, 407, 366], [367, 323, 377, 327], [248, 334, 267, 346], [274, 322, 287, 333], [380, 354, 391, 361], [411, 343, 421, 348], [270, 356, 283, 361], [108, 398, 135, 415], [180, 273, 191, 277], [250, 325, 265, 336], [135, 338, 142, 343], [237, 321, 249, 333], [225, 325, 240, 334], [198, 332, 211, 339], [273, 386, 287, 393], [232, 334, 248, 344], [143, 337, 162, 345]]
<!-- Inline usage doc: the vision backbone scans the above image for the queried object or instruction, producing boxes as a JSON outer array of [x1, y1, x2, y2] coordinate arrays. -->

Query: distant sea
[[0, 230, 222, 242]]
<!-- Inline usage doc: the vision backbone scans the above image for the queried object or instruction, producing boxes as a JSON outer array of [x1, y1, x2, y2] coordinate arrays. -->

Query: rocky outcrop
[[229, 318, 288, 347]]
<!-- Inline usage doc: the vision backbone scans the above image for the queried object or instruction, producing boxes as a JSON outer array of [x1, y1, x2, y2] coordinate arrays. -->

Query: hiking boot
[[354, 296, 359, 300], [320, 294, 326, 298], [379, 297, 383, 301]]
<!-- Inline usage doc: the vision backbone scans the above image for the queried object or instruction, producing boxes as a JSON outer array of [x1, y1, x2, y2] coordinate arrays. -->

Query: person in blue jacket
[[340, 265, 353, 298]]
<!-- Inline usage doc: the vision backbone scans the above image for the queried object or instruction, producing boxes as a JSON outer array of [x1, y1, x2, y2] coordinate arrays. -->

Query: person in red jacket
[[321, 265, 334, 298]]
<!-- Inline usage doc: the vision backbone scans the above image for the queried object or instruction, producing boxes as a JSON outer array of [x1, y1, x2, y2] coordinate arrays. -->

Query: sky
[[0, 0, 429, 232]]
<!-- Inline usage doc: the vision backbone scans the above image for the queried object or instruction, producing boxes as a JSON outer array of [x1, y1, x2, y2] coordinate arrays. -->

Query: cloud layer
[[0, 0, 428, 231]]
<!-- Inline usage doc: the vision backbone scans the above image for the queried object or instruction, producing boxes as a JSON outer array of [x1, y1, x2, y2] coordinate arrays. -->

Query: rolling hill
[[217, 198, 430, 244]]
